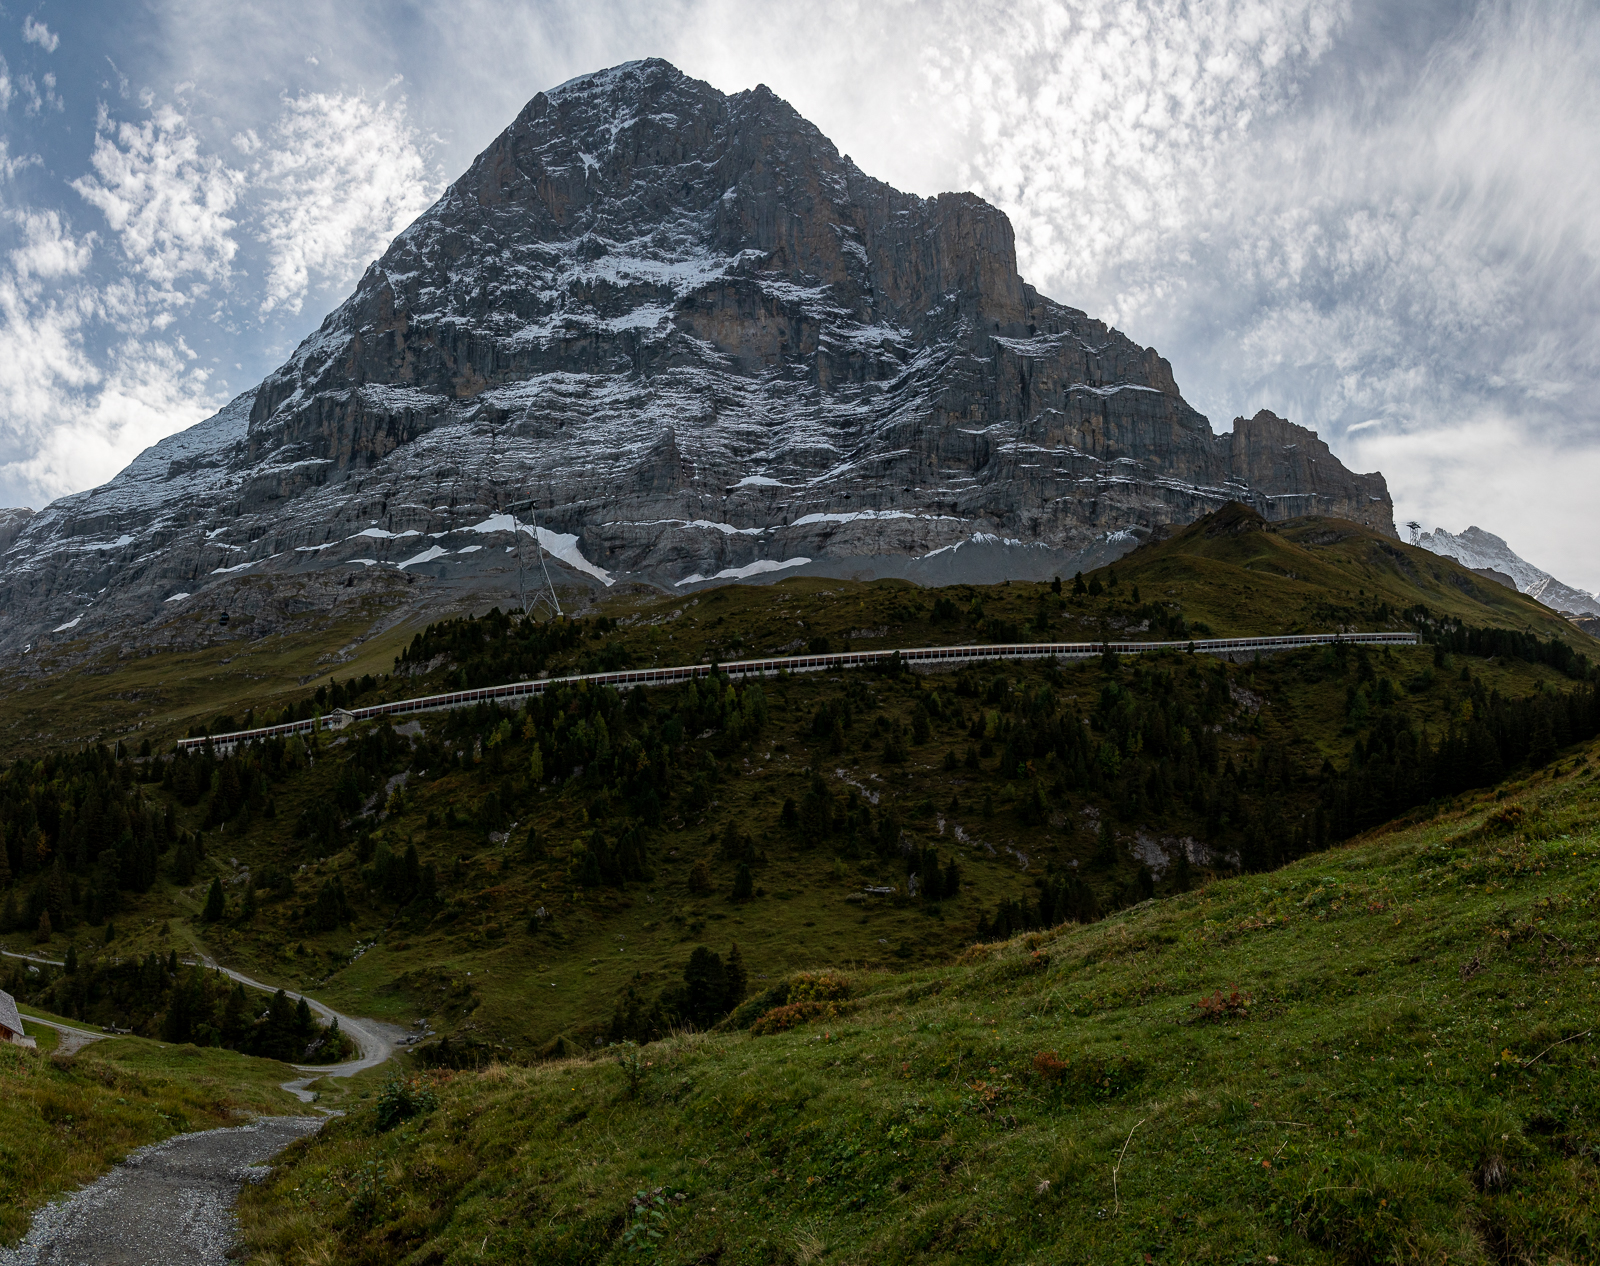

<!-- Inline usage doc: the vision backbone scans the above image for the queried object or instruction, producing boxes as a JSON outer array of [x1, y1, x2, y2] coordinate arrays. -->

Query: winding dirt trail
[[1, 947, 402, 1088], [0, 946, 399, 1258], [0, 1118, 324, 1266]]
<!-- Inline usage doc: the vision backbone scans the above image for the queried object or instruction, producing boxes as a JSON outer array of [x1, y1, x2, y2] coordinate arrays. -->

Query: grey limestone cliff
[[0, 59, 1393, 656]]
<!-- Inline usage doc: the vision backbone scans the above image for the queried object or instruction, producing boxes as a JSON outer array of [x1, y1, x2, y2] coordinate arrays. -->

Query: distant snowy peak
[[1417, 526, 1600, 617]]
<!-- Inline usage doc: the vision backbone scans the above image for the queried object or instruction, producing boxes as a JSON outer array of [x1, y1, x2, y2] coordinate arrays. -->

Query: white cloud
[[251, 92, 440, 314], [923, 0, 1350, 310], [0, 53, 13, 112], [71, 104, 244, 294], [0, 206, 222, 509], [0, 138, 43, 180], [8, 210, 95, 279], [22, 17, 60, 53], [1, 334, 218, 503], [1348, 414, 1600, 596]]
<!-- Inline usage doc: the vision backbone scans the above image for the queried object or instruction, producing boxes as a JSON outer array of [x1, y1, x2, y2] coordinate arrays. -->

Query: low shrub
[[1029, 1047, 1146, 1102], [1194, 984, 1251, 1021], [374, 1074, 439, 1132]]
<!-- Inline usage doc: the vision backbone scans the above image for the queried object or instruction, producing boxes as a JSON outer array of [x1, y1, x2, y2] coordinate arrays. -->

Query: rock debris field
[[0, 1117, 324, 1266]]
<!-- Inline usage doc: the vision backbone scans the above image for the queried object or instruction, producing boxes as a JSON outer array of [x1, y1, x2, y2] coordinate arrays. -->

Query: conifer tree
[[202, 877, 225, 923], [731, 862, 753, 902], [1096, 815, 1118, 865], [724, 942, 748, 1006], [64, 942, 78, 975], [682, 947, 727, 1028]]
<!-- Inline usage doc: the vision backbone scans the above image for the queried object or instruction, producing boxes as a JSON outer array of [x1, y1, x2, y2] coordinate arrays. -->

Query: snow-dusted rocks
[[1417, 526, 1599, 617], [0, 59, 1394, 656]]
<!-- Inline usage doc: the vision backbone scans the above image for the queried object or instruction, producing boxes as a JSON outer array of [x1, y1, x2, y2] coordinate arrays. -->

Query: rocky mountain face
[[0, 59, 1394, 659], [1417, 526, 1599, 617]]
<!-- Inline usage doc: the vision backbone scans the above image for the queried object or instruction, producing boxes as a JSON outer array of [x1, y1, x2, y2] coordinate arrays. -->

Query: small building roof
[[0, 988, 23, 1037]]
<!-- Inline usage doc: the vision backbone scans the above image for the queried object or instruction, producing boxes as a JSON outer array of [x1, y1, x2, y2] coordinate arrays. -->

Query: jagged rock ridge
[[1417, 526, 1599, 617], [0, 59, 1394, 654]]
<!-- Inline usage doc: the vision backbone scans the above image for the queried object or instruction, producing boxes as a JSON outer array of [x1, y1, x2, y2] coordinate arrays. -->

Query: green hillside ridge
[[235, 746, 1600, 1265], [1, 505, 1588, 767], [4, 615, 1596, 1062], [1, 504, 1596, 1058]]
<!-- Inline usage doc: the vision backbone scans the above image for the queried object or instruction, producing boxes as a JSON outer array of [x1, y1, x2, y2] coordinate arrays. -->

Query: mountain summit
[[0, 59, 1393, 654], [1417, 525, 1599, 617]]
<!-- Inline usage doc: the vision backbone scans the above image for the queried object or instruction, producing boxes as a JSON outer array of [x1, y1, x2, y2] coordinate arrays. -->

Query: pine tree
[[221, 983, 250, 1047], [688, 859, 712, 895], [730, 862, 753, 902], [35, 910, 52, 943], [1096, 815, 1118, 865], [104, 920, 116, 945], [1173, 848, 1193, 893], [682, 947, 727, 1028], [401, 844, 422, 899], [724, 942, 748, 1007], [202, 877, 225, 923], [64, 942, 78, 975]]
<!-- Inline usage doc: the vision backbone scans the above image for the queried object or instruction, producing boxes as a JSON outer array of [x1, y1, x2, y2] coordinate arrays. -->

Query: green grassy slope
[[236, 742, 1600, 1265], [0, 1023, 307, 1243], [1097, 503, 1586, 642], [11, 634, 1590, 1066]]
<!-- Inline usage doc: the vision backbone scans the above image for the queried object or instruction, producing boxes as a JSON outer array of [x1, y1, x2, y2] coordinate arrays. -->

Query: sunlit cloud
[[71, 104, 244, 294], [251, 92, 440, 314]]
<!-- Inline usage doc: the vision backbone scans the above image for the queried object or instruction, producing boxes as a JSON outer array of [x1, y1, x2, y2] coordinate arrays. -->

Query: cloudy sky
[[1, 0, 1596, 591]]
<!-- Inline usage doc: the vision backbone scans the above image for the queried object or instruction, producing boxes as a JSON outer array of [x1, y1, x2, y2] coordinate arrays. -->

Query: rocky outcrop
[[0, 59, 1395, 656], [1222, 411, 1391, 533]]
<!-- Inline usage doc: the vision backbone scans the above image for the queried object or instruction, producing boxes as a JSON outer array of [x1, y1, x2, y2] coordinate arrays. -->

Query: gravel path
[[0, 1117, 325, 1266], [19, 1014, 105, 1056]]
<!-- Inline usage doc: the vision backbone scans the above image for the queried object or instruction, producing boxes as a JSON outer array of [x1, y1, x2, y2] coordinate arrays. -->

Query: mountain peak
[[0, 62, 1394, 658], [1418, 526, 1598, 617]]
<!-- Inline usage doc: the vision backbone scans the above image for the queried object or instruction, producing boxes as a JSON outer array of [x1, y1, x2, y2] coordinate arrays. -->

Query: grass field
[[0, 1021, 309, 1244], [236, 739, 1600, 1264]]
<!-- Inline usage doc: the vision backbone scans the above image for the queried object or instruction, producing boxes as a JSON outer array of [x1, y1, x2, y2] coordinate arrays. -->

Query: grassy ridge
[[235, 741, 1600, 1265], [3, 507, 1590, 769], [0, 1015, 307, 1243]]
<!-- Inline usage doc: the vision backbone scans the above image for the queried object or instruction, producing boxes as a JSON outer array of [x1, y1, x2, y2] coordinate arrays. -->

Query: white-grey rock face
[[0, 59, 1394, 657], [1418, 525, 1600, 616]]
